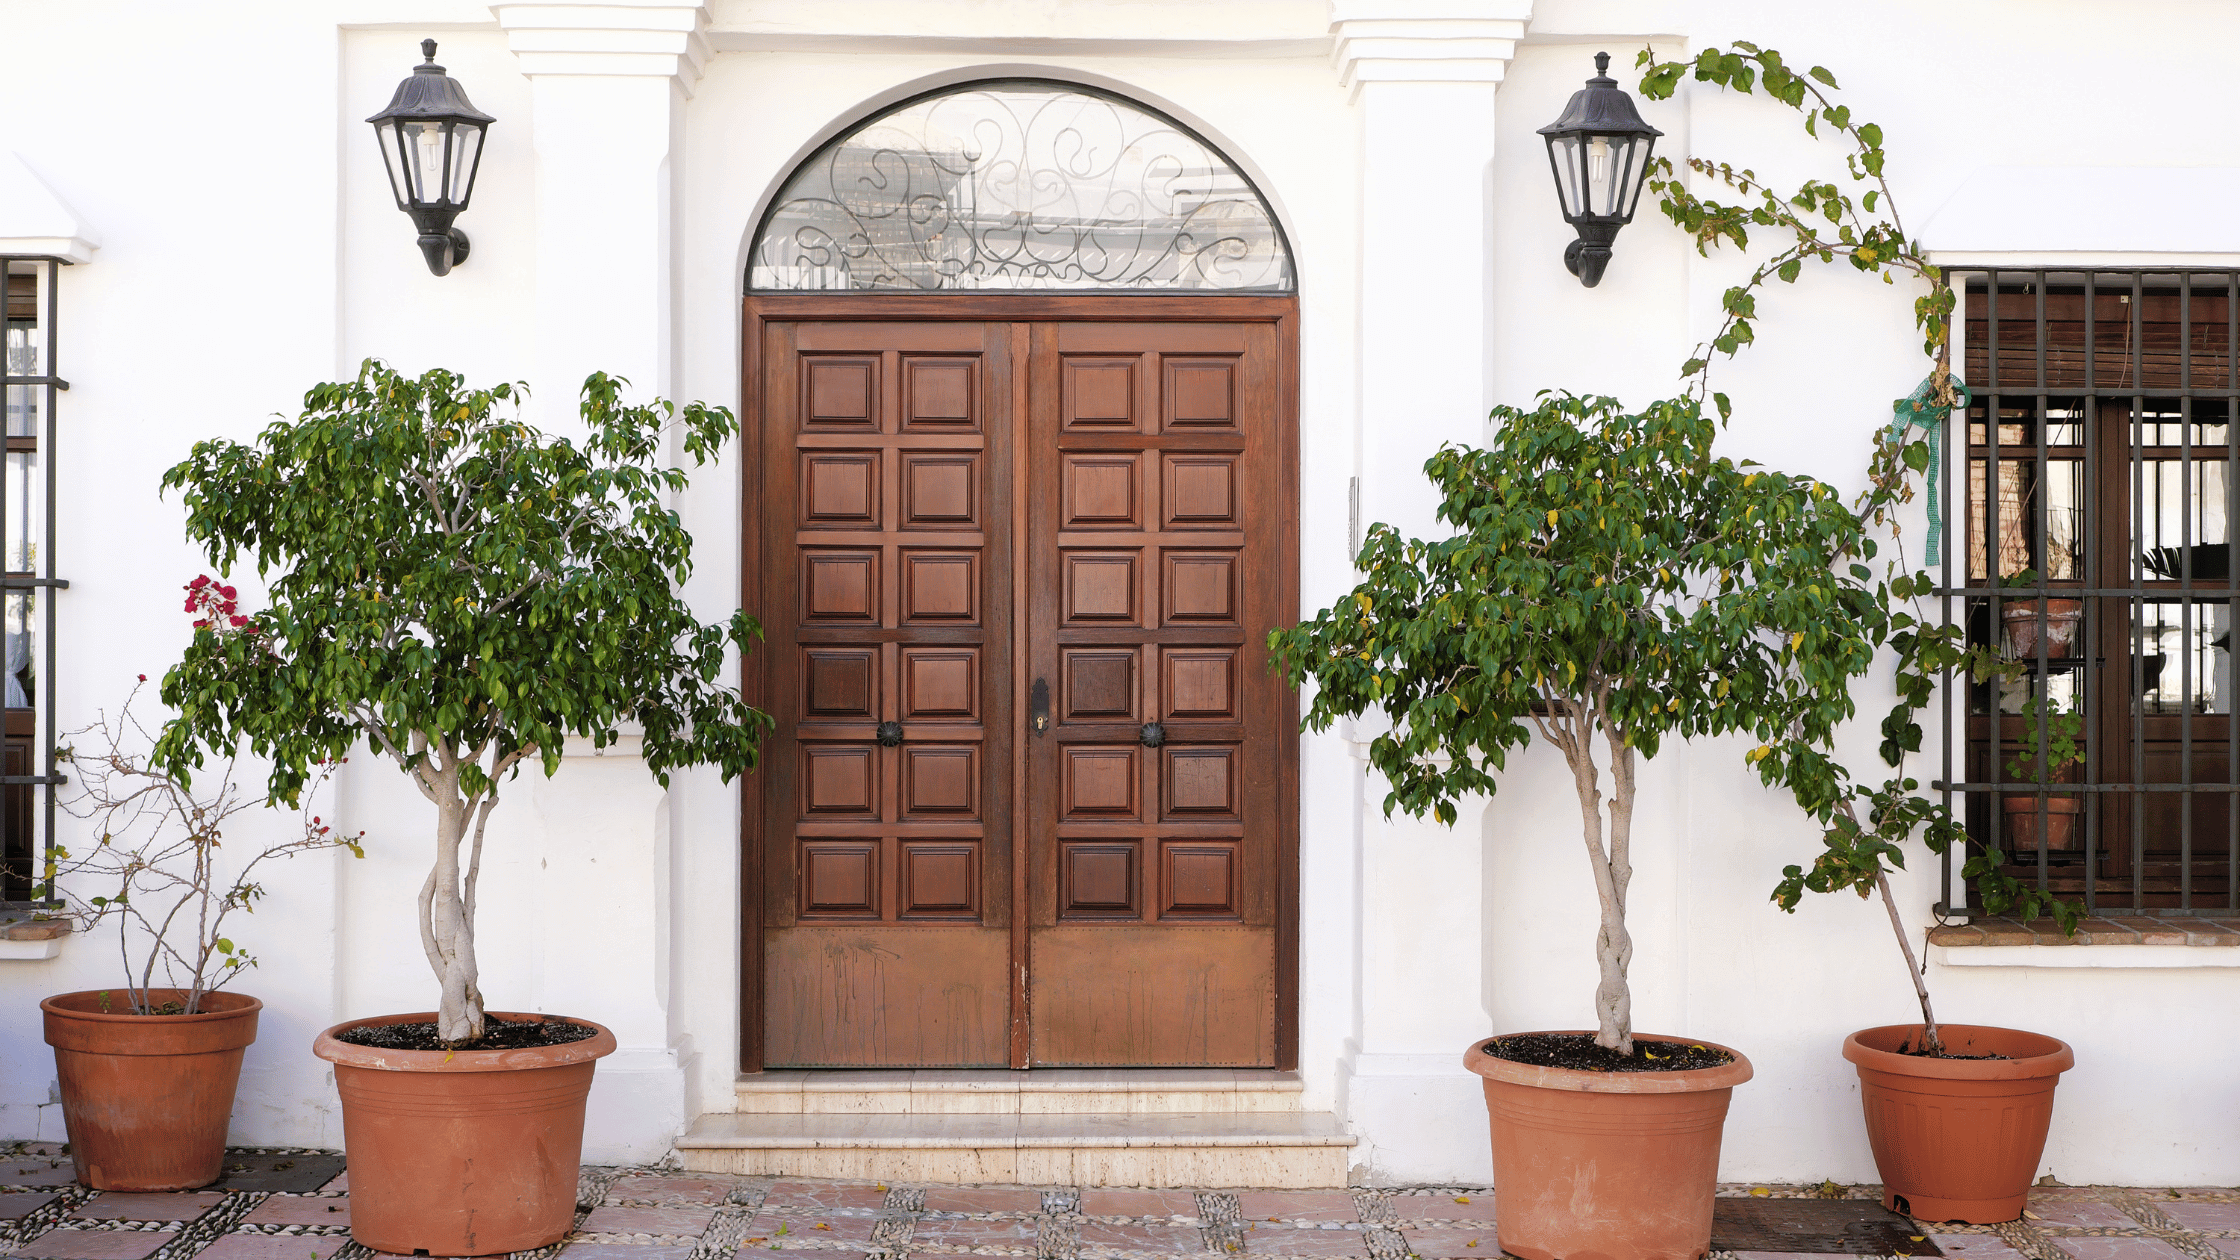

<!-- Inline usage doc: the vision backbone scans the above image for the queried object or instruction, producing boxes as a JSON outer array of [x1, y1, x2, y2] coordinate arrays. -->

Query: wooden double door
[[746, 298, 1298, 1069]]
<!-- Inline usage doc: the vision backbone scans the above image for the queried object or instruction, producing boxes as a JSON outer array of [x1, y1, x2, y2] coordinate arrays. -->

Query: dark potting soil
[[1482, 1033, 1735, 1073], [1895, 1037, 2010, 1061], [335, 1015, 598, 1052]]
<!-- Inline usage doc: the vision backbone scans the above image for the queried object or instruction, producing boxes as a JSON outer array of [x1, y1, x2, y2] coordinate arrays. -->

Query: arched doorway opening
[[740, 79, 1299, 1071]]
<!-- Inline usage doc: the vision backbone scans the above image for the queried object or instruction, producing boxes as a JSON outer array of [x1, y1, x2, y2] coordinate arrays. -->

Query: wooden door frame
[[739, 292, 1301, 1072]]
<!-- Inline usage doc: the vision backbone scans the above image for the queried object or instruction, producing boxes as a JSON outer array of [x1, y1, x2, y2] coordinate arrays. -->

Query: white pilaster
[[1330, 0, 1529, 1186], [490, 0, 710, 1162], [492, 0, 709, 426]]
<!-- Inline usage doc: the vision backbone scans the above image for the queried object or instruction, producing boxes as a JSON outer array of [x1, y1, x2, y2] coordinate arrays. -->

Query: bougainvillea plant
[[154, 360, 772, 1045], [1271, 392, 1888, 1055], [53, 631, 363, 1017]]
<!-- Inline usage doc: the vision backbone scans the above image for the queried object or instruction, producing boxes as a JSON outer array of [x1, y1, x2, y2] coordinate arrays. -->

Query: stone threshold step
[[736, 1068, 1306, 1114], [675, 1111, 1353, 1188], [683, 1111, 1350, 1149]]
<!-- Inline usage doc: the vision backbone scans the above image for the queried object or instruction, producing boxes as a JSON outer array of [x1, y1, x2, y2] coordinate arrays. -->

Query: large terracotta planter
[[41, 988, 262, 1191], [1465, 1032, 1754, 1260], [1844, 1023, 2074, 1224], [314, 1011, 617, 1257]]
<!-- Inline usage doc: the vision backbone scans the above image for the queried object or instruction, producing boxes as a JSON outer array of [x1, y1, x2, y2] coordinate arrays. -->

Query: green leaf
[[1808, 66, 1838, 87]]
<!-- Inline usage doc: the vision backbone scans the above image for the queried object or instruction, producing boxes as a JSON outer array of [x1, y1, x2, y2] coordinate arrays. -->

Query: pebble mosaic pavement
[[6, 1148, 2237, 1260]]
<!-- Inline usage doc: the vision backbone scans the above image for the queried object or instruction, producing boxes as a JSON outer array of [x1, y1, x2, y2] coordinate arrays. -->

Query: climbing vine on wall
[[1631, 44, 2081, 979]]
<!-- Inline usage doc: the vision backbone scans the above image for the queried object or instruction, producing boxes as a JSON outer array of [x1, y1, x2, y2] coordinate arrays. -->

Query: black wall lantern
[[367, 40, 495, 277], [1537, 52, 1662, 288]]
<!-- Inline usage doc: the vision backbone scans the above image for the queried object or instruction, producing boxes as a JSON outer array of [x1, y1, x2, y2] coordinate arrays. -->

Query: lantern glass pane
[[373, 120, 413, 209], [1617, 135, 1655, 220], [1582, 135, 1615, 216], [405, 121, 450, 208], [1548, 135, 1585, 218], [445, 124, 483, 207]]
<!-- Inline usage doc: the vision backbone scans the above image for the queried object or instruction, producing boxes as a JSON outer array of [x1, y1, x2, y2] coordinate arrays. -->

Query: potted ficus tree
[[153, 361, 771, 1256], [1272, 390, 1891, 1260], [42, 661, 361, 1192], [1633, 41, 2084, 1224]]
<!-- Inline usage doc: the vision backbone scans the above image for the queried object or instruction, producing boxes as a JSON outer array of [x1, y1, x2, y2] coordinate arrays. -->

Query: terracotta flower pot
[[2000, 793, 2083, 851], [1843, 1024, 2075, 1224], [314, 1011, 617, 1257], [2002, 599, 2083, 659], [1465, 1032, 1754, 1260], [41, 988, 262, 1191]]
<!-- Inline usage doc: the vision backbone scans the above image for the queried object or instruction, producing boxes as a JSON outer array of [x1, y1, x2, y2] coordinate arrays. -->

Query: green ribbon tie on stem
[[1889, 374, 1968, 566]]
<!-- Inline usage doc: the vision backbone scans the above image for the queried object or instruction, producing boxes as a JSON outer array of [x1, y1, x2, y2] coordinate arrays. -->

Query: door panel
[[755, 309, 1288, 1070], [1024, 322, 1281, 1067], [761, 320, 1016, 1067]]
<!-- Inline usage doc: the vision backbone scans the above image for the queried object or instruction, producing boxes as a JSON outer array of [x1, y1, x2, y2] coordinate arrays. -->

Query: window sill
[[0, 907, 68, 961], [1929, 916, 2240, 968]]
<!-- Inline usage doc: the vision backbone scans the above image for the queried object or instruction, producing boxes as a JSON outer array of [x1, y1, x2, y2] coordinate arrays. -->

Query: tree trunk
[[1565, 719, 1635, 1055], [1876, 869, 1943, 1055], [427, 786, 487, 1043]]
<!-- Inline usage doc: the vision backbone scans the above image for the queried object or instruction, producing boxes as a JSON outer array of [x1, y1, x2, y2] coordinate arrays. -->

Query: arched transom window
[[748, 80, 1293, 293]]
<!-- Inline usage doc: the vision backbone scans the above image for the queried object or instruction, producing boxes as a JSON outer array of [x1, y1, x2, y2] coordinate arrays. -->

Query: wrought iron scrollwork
[[749, 80, 1293, 293]]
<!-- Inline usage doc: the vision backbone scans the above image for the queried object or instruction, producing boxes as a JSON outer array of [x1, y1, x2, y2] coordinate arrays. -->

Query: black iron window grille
[[2, 256, 67, 905], [1939, 269, 2240, 917]]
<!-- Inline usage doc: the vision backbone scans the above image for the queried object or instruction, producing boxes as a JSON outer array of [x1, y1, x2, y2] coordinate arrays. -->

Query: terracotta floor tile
[[2058, 1238, 2193, 1260], [922, 1188, 1043, 1215], [604, 1176, 736, 1206], [2164, 1202, 2240, 1231], [2029, 1203, 2138, 1228], [908, 1218, 1041, 1248], [1241, 1224, 1370, 1256], [241, 1196, 351, 1226], [5, 1227, 178, 1260], [1237, 1193, 1359, 1224], [316, 1173, 346, 1193], [557, 1248, 698, 1260], [1392, 1228, 1493, 1259], [73, 1192, 225, 1222], [580, 1205, 722, 1236], [193, 1238, 353, 1260], [0, 1162, 77, 1188], [1390, 1196, 1499, 1224], [760, 1183, 889, 1212], [0, 1193, 56, 1221], [1077, 1191, 1202, 1220], [1076, 1222, 1206, 1254], [740, 1214, 880, 1245], [1930, 1236, 2032, 1260]]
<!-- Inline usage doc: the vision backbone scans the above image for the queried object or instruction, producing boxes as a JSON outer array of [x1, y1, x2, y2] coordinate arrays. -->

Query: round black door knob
[[876, 721, 904, 747]]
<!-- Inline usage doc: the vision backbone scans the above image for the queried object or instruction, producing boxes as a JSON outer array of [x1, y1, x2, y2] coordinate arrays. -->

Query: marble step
[[675, 1109, 1354, 1188], [736, 1069, 1306, 1115]]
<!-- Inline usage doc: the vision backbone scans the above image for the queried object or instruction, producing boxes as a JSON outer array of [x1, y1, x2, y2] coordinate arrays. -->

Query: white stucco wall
[[2, 0, 2238, 1186]]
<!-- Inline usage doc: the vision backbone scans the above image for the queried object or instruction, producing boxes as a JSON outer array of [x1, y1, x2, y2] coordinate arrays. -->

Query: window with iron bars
[[1942, 268, 2240, 917], [2, 257, 64, 905]]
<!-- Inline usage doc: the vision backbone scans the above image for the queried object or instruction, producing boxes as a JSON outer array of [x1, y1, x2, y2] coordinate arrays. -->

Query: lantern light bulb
[[414, 125, 448, 202]]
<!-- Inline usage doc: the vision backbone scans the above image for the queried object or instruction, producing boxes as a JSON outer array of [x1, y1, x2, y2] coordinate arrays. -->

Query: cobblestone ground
[[6, 1147, 2237, 1260]]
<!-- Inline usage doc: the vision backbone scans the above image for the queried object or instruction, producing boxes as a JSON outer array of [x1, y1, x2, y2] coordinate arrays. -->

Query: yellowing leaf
[[1547, 510, 1559, 528]]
